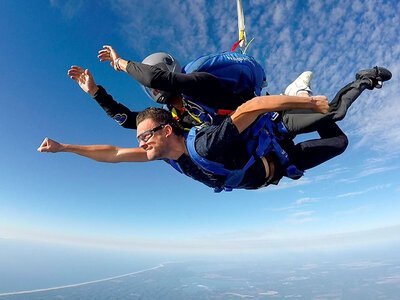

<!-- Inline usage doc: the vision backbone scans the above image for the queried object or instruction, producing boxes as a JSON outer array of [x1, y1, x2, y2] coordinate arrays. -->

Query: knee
[[337, 134, 349, 154]]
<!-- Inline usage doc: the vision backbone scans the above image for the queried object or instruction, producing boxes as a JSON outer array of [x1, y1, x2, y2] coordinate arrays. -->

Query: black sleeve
[[126, 61, 242, 110], [92, 85, 138, 130]]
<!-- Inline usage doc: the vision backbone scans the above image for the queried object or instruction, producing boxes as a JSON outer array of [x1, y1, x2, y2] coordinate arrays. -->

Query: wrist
[[59, 143, 68, 152], [89, 85, 99, 96], [115, 58, 122, 71]]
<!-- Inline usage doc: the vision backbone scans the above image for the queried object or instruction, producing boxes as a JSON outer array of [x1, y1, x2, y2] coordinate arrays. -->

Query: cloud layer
[[110, 0, 400, 159]]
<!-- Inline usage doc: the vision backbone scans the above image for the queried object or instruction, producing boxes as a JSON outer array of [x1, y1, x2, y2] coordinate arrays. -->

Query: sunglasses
[[137, 124, 168, 143]]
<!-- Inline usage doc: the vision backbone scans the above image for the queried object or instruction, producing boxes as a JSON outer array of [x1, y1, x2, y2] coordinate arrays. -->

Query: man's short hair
[[136, 107, 182, 135]]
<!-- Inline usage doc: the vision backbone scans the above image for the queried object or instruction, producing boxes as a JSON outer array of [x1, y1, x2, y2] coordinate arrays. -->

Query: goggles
[[137, 124, 167, 143]]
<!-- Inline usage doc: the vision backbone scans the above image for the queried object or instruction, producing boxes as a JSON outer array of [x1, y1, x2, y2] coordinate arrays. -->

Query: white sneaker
[[284, 71, 313, 96]]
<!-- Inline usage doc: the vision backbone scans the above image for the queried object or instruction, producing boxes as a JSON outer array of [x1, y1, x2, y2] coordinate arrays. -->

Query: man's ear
[[165, 124, 173, 138]]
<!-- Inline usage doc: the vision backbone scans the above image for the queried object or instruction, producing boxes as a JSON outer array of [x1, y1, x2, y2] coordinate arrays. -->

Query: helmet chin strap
[[154, 90, 173, 104], [155, 90, 185, 105]]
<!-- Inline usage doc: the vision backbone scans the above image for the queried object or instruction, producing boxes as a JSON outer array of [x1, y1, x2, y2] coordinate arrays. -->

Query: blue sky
[[0, 0, 399, 254]]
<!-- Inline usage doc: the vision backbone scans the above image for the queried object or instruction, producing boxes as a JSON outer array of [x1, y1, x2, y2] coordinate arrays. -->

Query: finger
[[70, 65, 84, 72], [38, 138, 48, 148], [68, 69, 83, 76], [68, 72, 83, 80], [37, 146, 48, 152], [68, 71, 84, 78], [69, 76, 80, 81], [98, 55, 111, 62], [85, 69, 93, 79], [97, 53, 109, 59], [103, 45, 112, 50], [98, 52, 110, 58]]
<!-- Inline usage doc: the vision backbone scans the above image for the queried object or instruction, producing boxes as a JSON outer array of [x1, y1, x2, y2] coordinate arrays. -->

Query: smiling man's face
[[137, 118, 169, 161]]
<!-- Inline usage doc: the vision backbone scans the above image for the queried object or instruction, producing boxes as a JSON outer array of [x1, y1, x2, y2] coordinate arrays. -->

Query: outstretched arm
[[97, 45, 238, 109], [37, 138, 149, 163], [67, 66, 138, 129], [231, 95, 329, 133]]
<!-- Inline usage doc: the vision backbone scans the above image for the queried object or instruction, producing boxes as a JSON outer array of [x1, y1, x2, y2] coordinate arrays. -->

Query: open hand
[[98, 45, 120, 71], [68, 66, 98, 95]]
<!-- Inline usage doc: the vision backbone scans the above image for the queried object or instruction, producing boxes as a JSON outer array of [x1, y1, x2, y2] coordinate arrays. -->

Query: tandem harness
[[168, 52, 267, 131], [169, 113, 304, 192]]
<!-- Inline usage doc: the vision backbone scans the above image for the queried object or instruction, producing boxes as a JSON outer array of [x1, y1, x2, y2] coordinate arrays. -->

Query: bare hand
[[98, 45, 120, 71], [311, 95, 329, 114], [37, 138, 63, 153], [68, 66, 99, 95]]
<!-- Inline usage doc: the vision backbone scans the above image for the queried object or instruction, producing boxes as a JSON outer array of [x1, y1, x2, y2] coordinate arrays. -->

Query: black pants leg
[[282, 78, 371, 135], [288, 123, 349, 171]]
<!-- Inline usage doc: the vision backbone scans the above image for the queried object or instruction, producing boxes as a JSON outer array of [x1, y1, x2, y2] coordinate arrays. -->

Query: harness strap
[[171, 114, 303, 192], [252, 115, 303, 178], [186, 127, 262, 192], [187, 127, 257, 192], [187, 128, 230, 177]]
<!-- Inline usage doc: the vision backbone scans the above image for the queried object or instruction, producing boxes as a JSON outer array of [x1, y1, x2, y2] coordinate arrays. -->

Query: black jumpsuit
[[92, 61, 371, 172]]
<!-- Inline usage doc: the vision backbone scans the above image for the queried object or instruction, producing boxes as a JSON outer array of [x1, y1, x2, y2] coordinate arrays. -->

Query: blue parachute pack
[[183, 52, 267, 96], [181, 52, 267, 120]]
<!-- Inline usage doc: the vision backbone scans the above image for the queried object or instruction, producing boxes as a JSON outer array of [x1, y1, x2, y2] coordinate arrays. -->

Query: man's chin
[[146, 151, 161, 161]]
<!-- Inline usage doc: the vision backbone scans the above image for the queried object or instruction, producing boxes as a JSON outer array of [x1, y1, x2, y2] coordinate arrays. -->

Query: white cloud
[[335, 206, 370, 215], [224, 293, 254, 298], [376, 275, 400, 285], [267, 177, 313, 190], [340, 261, 390, 270], [107, 0, 400, 161], [259, 290, 279, 296], [270, 205, 298, 212], [358, 166, 399, 177], [2, 223, 400, 254], [273, 198, 318, 213], [336, 184, 391, 198], [295, 197, 316, 205], [290, 211, 314, 217], [337, 164, 398, 183], [313, 167, 349, 182], [298, 264, 318, 270], [285, 276, 309, 281], [286, 217, 315, 224], [49, 0, 83, 18]]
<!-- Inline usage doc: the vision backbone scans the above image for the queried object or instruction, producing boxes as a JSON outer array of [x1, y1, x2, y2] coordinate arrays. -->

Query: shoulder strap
[[186, 127, 230, 177], [186, 127, 255, 192]]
